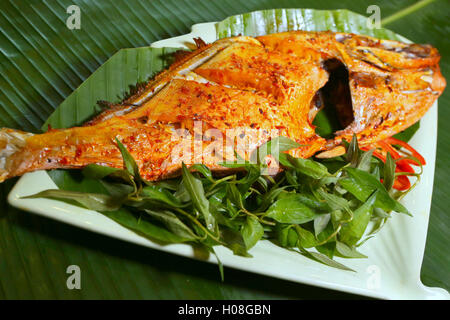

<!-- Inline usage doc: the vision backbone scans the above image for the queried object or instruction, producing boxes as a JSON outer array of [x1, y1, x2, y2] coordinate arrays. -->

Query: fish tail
[[0, 128, 33, 182]]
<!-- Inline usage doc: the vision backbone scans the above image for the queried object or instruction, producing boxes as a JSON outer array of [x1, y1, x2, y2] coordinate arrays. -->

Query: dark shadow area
[[313, 59, 354, 139]]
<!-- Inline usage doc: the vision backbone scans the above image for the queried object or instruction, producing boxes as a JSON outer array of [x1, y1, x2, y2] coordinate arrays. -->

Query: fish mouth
[[311, 58, 355, 139]]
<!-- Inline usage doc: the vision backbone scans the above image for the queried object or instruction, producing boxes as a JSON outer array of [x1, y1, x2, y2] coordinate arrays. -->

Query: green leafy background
[[0, 0, 448, 299]]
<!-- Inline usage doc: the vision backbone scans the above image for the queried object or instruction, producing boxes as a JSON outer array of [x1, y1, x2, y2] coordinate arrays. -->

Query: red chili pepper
[[384, 137, 426, 165], [392, 174, 411, 191], [399, 158, 423, 166], [361, 137, 425, 191], [377, 141, 401, 159], [360, 146, 386, 162], [395, 160, 415, 174]]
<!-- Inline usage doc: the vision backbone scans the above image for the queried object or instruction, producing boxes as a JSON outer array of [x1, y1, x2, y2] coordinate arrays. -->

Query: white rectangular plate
[[8, 22, 450, 300]]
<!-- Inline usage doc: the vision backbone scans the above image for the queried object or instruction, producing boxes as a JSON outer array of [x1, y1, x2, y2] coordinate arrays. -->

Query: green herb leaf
[[340, 167, 410, 215], [339, 191, 377, 246], [154, 180, 179, 191], [101, 181, 134, 198], [189, 164, 214, 182], [102, 208, 189, 243], [23, 189, 124, 211], [257, 186, 288, 212], [181, 163, 216, 231], [314, 213, 331, 237], [316, 241, 336, 259], [235, 165, 261, 193], [226, 183, 245, 210], [265, 194, 318, 224], [335, 241, 367, 258], [241, 216, 264, 250], [115, 137, 141, 179], [139, 185, 185, 208], [346, 135, 360, 166], [383, 153, 395, 191], [282, 154, 330, 179], [295, 226, 319, 249], [220, 228, 251, 257], [210, 247, 224, 282], [357, 149, 375, 172], [316, 188, 351, 214], [373, 207, 391, 218], [299, 248, 355, 272], [278, 192, 330, 212], [174, 182, 191, 202], [276, 225, 298, 248], [82, 164, 122, 179], [144, 209, 198, 241], [250, 136, 300, 164]]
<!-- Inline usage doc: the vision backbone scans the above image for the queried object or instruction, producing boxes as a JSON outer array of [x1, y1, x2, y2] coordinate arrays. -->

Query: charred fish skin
[[0, 31, 445, 183]]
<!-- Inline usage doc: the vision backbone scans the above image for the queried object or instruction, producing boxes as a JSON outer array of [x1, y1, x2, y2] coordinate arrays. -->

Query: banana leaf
[[42, 47, 179, 129], [0, 0, 448, 299]]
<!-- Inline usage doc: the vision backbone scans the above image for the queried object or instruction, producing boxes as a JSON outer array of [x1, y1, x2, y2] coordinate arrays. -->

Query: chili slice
[[385, 137, 426, 165], [392, 174, 411, 191], [360, 136, 425, 191]]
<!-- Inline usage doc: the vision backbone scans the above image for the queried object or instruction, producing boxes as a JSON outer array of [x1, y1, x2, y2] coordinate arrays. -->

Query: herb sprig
[[26, 136, 414, 276]]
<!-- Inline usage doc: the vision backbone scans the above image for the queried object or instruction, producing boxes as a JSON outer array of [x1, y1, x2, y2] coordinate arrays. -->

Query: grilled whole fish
[[0, 31, 445, 182]]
